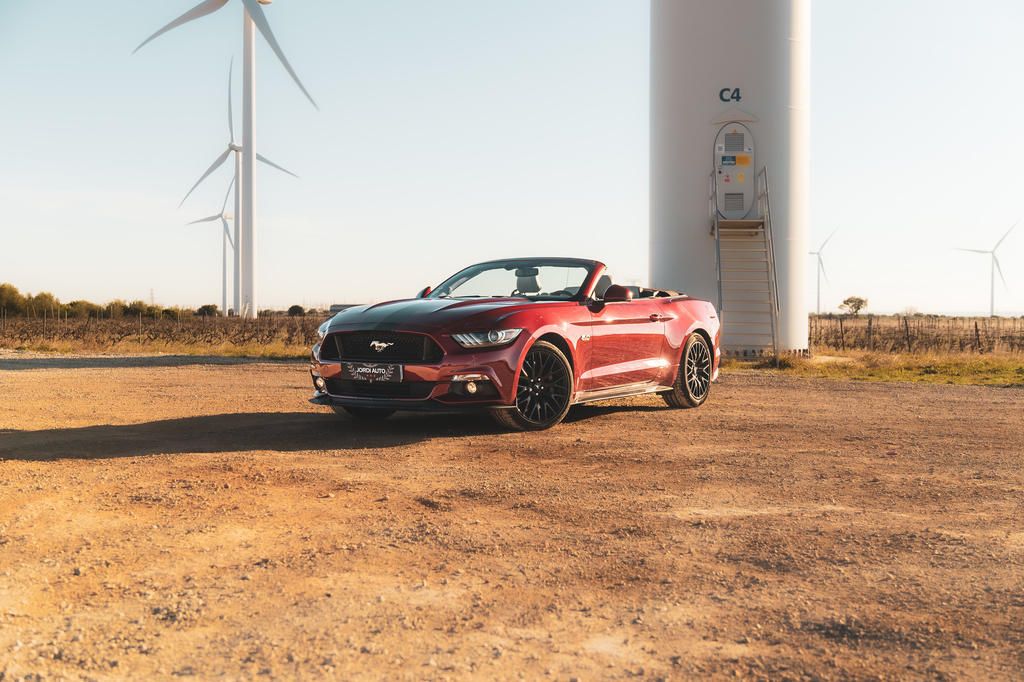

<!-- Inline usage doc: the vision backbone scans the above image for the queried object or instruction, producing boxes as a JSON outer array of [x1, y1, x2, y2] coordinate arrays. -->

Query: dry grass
[[726, 351, 1024, 386], [13, 338, 309, 359]]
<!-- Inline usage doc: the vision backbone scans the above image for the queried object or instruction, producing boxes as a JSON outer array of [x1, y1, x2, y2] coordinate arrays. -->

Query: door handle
[[649, 314, 672, 322]]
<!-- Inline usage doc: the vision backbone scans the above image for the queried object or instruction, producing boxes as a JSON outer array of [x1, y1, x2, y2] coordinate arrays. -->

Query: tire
[[662, 333, 712, 409], [491, 340, 573, 431], [333, 406, 397, 421]]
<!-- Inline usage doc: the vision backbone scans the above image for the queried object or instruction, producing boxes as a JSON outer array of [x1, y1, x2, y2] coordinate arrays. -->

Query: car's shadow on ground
[[564, 403, 666, 422], [0, 401, 674, 462], [0, 411, 500, 462]]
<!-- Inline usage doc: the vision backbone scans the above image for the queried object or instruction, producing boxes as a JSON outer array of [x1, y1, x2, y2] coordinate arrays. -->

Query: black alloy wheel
[[663, 333, 712, 409], [492, 341, 573, 431]]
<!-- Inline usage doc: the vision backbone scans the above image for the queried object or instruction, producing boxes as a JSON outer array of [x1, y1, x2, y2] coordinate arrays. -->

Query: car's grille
[[325, 378, 434, 399], [320, 332, 443, 364]]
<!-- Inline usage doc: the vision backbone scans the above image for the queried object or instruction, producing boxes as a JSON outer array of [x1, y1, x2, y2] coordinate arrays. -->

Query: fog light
[[465, 381, 478, 395], [314, 376, 326, 392]]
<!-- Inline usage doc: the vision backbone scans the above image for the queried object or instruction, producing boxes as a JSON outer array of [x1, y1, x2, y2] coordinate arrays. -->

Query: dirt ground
[[0, 354, 1022, 680]]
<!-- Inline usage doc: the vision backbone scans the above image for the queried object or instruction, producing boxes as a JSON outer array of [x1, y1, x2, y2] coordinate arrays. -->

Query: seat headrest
[[593, 275, 613, 299], [516, 275, 541, 294]]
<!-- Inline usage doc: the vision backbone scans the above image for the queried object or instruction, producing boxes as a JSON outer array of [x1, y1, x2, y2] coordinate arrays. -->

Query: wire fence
[[810, 315, 1024, 354]]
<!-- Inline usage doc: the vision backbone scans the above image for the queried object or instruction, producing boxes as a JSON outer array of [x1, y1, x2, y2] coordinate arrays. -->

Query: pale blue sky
[[1, 1, 1021, 314]]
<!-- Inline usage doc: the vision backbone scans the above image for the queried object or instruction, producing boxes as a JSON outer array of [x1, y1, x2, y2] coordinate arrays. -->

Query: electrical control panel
[[713, 122, 755, 219]]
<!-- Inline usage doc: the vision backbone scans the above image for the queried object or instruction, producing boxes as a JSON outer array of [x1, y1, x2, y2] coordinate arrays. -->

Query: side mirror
[[602, 284, 633, 302], [416, 286, 433, 299]]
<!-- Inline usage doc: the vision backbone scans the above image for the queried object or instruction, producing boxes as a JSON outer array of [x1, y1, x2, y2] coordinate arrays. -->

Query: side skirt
[[572, 382, 672, 405]]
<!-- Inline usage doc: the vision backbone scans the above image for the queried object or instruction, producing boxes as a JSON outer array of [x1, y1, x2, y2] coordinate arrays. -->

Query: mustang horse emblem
[[370, 340, 395, 353]]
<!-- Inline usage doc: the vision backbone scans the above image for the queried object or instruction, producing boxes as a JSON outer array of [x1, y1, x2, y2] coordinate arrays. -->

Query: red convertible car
[[309, 258, 720, 430]]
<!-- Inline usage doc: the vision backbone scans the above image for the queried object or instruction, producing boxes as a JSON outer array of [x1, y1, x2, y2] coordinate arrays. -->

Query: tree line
[[0, 283, 219, 319], [0, 283, 327, 320]]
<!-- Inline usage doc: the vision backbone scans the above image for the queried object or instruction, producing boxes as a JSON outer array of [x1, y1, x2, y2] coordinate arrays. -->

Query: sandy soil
[[0, 355, 1022, 680]]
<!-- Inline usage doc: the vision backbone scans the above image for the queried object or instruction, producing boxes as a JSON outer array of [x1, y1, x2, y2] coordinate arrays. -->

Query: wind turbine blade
[[222, 217, 235, 250], [818, 257, 830, 285], [179, 148, 232, 208], [994, 221, 1017, 250], [955, 248, 990, 254], [188, 215, 222, 225], [993, 255, 1008, 288], [133, 0, 229, 54], [227, 57, 235, 144], [221, 175, 236, 214], [819, 229, 838, 252], [240, 0, 319, 110], [256, 153, 299, 178]]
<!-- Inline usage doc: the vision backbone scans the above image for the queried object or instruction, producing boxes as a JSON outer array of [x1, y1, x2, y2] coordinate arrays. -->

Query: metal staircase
[[709, 167, 780, 356]]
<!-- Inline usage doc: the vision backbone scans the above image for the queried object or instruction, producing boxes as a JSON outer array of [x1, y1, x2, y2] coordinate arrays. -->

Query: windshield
[[429, 260, 594, 301]]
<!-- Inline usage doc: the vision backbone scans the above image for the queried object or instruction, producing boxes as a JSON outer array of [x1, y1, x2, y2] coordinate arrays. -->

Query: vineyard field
[[0, 316, 322, 357]]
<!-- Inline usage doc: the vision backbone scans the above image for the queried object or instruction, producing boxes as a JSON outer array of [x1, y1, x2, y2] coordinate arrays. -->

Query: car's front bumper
[[309, 335, 528, 412]]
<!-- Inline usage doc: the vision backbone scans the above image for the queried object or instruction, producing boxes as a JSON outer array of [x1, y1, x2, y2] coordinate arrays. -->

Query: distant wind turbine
[[136, 0, 317, 318], [808, 230, 837, 315], [179, 58, 298, 314], [189, 178, 236, 316], [956, 223, 1016, 317]]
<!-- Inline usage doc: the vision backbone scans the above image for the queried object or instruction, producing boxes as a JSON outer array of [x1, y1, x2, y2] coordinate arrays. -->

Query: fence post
[[903, 317, 912, 352]]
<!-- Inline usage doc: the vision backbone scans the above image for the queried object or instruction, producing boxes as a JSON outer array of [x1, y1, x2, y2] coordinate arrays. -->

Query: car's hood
[[326, 297, 553, 332]]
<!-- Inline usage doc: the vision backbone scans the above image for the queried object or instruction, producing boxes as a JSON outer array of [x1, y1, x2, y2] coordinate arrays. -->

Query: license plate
[[340, 362, 403, 383]]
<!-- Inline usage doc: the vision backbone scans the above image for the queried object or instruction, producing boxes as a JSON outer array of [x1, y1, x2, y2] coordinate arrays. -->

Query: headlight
[[451, 328, 524, 349], [317, 321, 330, 340]]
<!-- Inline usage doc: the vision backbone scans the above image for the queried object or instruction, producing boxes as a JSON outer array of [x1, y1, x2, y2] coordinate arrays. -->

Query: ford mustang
[[309, 258, 720, 430]]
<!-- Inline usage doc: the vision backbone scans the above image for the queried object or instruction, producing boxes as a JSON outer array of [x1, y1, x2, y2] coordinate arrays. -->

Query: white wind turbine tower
[[956, 223, 1016, 317], [808, 230, 837, 315], [188, 178, 236, 316], [178, 59, 298, 315], [136, 0, 317, 319]]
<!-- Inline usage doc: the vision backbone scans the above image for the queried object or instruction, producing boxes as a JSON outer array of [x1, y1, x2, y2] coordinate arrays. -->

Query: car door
[[583, 298, 667, 390]]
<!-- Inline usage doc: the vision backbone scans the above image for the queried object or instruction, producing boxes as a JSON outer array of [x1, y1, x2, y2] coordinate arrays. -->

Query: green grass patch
[[725, 352, 1024, 386]]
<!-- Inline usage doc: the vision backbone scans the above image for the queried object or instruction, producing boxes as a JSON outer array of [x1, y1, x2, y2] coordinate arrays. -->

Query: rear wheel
[[333, 406, 397, 421], [491, 340, 573, 431], [662, 333, 712, 409]]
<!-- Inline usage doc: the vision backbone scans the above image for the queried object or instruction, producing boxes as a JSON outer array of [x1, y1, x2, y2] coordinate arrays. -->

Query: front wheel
[[333, 406, 397, 421], [662, 333, 712, 409], [491, 340, 573, 431]]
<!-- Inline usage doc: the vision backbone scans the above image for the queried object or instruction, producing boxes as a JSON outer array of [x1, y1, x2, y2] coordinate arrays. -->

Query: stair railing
[[757, 166, 780, 357], [709, 170, 723, 313]]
